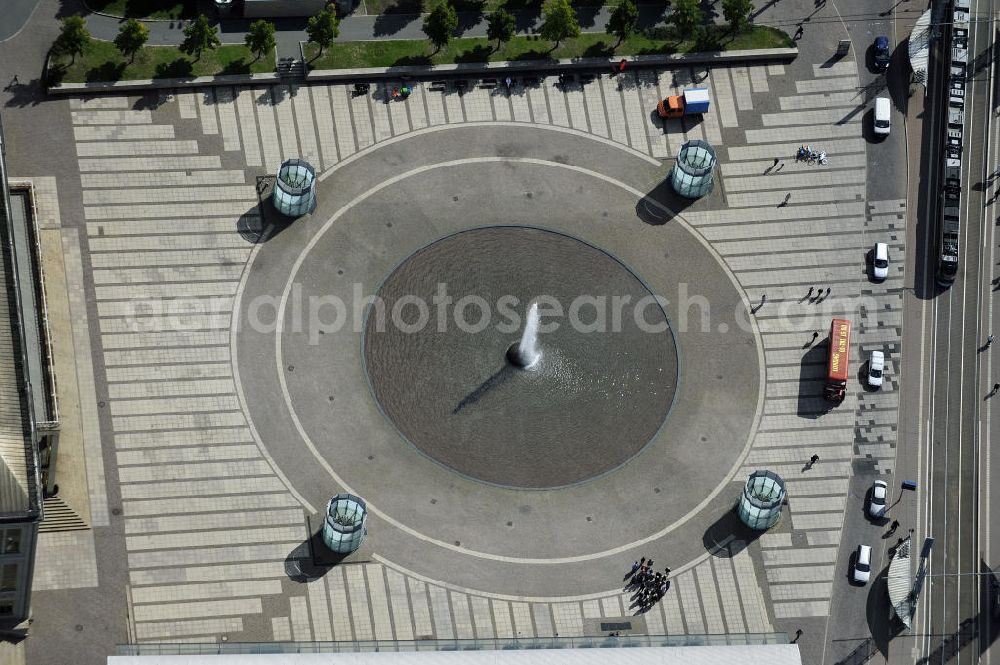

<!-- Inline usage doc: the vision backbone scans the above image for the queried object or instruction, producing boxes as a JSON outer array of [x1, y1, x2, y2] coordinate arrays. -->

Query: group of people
[[623, 557, 671, 612], [796, 144, 828, 164]]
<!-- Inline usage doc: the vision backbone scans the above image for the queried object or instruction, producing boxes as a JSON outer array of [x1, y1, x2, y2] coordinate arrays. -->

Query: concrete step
[[39, 495, 88, 533]]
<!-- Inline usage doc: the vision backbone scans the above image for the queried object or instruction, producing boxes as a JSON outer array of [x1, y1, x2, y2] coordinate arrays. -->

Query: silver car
[[867, 350, 885, 389], [868, 480, 887, 517], [873, 242, 889, 281], [853, 545, 872, 584]]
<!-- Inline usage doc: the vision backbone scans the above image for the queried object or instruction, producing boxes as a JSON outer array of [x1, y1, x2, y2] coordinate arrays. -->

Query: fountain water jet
[[507, 302, 542, 368]]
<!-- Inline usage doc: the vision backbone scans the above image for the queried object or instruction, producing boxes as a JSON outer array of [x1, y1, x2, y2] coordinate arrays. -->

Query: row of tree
[[51, 0, 755, 68], [421, 0, 583, 54], [421, 0, 753, 55], [52, 11, 343, 66]]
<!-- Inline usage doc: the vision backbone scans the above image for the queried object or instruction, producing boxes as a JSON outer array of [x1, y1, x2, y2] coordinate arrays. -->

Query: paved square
[[25, 53, 903, 662]]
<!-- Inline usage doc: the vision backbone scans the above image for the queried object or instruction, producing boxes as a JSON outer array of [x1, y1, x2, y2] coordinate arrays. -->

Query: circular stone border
[[239, 155, 767, 564], [361, 225, 681, 491]]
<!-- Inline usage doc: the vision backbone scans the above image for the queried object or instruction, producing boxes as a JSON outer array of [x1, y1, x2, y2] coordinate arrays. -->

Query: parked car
[[873, 242, 889, 280], [853, 545, 873, 584], [874, 36, 891, 71], [868, 479, 888, 517], [867, 350, 885, 389], [874, 97, 891, 136], [657, 88, 711, 119]]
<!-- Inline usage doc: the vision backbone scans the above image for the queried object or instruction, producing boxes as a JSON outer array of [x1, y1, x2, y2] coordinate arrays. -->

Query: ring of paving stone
[[362, 226, 679, 489], [249, 150, 761, 563]]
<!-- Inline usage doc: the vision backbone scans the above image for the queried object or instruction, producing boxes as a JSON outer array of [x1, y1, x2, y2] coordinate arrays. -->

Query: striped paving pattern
[[683, 61, 901, 620], [65, 58, 890, 643]]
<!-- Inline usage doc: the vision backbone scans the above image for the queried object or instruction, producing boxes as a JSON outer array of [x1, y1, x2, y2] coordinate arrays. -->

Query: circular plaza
[[233, 125, 764, 595]]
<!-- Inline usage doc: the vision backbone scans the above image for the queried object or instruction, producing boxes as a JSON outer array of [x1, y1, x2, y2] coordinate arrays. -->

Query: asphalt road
[[979, 0, 1000, 658], [903, 0, 999, 661], [815, 0, 915, 662], [0, 0, 42, 42]]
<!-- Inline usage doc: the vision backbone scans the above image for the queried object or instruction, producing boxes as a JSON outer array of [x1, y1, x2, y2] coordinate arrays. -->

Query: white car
[[867, 350, 885, 389], [873, 242, 889, 281], [853, 545, 872, 584], [868, 479, 888, 517], [874, 97, 891, 136]]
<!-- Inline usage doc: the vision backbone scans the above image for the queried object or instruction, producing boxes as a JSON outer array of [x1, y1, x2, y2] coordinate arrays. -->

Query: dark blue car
[[874, 36, 890, 71]]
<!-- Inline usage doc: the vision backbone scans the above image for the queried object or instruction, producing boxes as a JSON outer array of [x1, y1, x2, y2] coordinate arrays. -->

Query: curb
[[46, 47, 796, 94], [305, 48, 798, 81], [47, 71, 282, 94]]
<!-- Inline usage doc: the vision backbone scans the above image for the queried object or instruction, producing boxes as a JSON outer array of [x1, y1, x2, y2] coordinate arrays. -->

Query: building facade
[[0, 113, 53, 624]]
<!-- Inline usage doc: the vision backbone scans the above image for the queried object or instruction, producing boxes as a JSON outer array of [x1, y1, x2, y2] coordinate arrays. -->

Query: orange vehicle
[[825, 318, 851, 403], [657, 95, 685, 119], [656, 88, 711, 119]]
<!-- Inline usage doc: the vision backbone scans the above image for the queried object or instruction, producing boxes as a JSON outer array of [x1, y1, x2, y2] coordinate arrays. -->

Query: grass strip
[[306, 25, 792, 70], [50, 40, 276, 83]]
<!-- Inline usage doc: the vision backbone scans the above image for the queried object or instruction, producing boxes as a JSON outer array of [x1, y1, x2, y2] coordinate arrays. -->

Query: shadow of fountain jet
[[452, 364, 516, 415]]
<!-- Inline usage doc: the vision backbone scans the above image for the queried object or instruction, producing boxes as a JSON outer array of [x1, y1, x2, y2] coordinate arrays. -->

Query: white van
[[874, 97, 891, 136]]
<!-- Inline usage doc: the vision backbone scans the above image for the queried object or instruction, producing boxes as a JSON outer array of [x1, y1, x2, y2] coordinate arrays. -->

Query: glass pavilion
[[322, 493, 368, 554], [738, 470, 786, 530], [670, 139, 717, 199], [273, 158, 317, 217]]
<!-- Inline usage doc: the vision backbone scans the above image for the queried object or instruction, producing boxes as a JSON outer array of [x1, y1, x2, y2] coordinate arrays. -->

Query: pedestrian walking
[[812, 331, 819, 340], [889, 519, 899, 533], [624, 560, 640, 581], [807, 286, 814, 297], [619, 58, 627, 73], [988, 334, 994, 347], [792, 628, 803, 643], [809, 454, 820, 464], [992, 382, 1000, 397], [826, 287, 831, 296], [773, 158, 780, 167]]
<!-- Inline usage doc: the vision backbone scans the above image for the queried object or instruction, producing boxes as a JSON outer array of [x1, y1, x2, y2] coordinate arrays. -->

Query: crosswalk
[[62, 55, 899, 643]]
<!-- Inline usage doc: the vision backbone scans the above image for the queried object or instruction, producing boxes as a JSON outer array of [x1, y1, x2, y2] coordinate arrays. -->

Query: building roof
[[888, 537, 914, 628], [109, 645, 804, 665], [908, 9, 931, 87], [0, 118, 41, 519]]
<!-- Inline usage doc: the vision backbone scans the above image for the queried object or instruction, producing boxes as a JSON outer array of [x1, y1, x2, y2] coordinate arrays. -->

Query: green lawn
[[306, 25, 792, 70], [49, 40, 276, 83], [84, 0, 216, 19], [364, 0, 608, 17]]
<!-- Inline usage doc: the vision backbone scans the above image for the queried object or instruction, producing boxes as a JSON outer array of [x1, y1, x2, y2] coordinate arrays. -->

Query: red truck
[[825, 318, 851, 403]]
